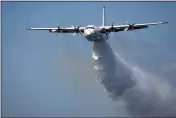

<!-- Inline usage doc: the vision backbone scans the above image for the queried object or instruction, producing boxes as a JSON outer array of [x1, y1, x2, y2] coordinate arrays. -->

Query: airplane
[[26, 6, 168, 42]]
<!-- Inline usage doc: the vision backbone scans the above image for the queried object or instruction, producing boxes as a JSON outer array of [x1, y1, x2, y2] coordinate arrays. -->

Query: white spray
[[92, 40, 176, 116], [92, 40, 134, 100]]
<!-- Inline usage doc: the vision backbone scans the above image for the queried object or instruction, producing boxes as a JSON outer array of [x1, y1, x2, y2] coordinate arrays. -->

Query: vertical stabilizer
[[102, 6, 105, 26]]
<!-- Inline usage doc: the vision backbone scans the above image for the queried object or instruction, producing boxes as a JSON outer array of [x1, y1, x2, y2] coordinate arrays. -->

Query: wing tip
[[162, 21, 168, 24], [26, 28, 31, 30]]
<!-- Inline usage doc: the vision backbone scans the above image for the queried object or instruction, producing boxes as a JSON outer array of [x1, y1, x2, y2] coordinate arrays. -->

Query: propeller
[[124, 20, 136, 31], [110, 22, 116, 31], [75, 25, 81, 33], [73, 25, 82, 36], [110, 22, 115, 36], [56, 22, 61, 36]]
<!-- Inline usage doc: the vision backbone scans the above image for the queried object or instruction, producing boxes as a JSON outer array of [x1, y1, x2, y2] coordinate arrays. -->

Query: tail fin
[[102, 6, 105, 26]]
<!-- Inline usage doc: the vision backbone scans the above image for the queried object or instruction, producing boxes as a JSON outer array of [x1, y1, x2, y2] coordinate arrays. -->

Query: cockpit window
[[86, 27, 95, 29]]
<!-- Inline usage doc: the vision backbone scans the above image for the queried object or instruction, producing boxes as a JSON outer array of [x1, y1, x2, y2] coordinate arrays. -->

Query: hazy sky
[[2, 2, 176, 117]]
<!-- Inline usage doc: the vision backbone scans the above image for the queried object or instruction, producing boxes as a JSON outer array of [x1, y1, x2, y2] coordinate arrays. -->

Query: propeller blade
[[131, 23, 135, 31], [126, 20, 129, 24], [73, 33, 76, 36], [110, 22, 115, 32], [111, 22, 114, 27], [124, 20, 136, 31], [124, 28, 128, 31], [74, 25, 82, 34], [132, 23, 136, 26], [56, 22, 60, 32], [71, 25, 74, 28], [56, 22, 60, 26]]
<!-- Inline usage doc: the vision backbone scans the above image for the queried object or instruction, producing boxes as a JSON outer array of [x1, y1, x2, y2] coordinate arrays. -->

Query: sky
[[2, 1, 176, 117]]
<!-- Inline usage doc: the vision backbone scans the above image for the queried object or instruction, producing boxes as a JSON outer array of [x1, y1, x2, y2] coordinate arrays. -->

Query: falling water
[[92, 40, 176, 116], [92, 40, 134, 100]]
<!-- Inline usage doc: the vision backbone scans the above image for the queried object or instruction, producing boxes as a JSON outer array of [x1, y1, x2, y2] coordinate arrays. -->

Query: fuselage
[[83, 25, 109, 42]]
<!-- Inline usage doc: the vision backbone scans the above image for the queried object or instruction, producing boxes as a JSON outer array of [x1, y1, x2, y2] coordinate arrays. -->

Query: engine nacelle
[[100, 28, 106, 33]]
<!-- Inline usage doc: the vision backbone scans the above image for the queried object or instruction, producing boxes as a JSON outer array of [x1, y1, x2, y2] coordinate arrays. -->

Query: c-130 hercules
[[26, 6, 168, 42]]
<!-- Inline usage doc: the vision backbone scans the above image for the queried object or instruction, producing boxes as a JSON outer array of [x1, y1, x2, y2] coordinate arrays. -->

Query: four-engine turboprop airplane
[[26, 6, 168, 42]]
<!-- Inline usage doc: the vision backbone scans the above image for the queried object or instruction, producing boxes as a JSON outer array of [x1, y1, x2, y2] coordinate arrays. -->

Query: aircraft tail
[[102, 6, 105, 26]]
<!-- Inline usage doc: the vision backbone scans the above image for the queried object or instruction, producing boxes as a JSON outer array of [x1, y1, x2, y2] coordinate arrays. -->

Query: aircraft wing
[[26, 26, 86, 34], [99, 21, 168, 32]]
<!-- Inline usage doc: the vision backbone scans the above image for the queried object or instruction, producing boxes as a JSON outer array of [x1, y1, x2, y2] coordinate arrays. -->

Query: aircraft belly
[[86, 35, 102, 41]]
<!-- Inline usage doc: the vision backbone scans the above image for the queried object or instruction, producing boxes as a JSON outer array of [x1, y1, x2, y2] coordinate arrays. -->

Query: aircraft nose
[[86, 30, 95, 36], [86, 30, 91, 35]]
